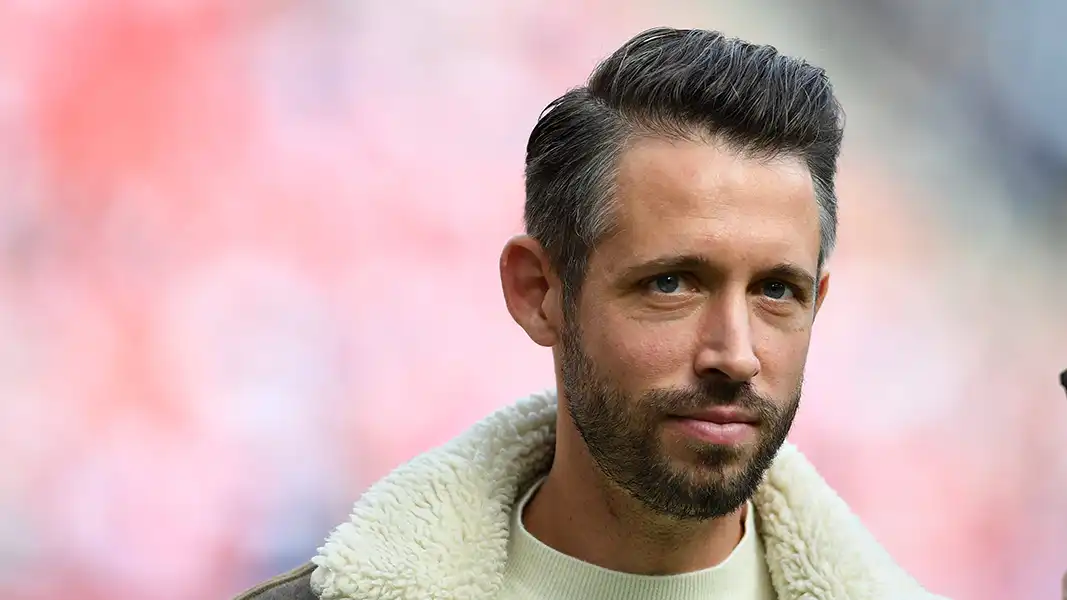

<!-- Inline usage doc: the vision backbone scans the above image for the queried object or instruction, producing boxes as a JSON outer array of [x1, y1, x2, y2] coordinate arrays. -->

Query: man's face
[[560, 136, 824, 521]]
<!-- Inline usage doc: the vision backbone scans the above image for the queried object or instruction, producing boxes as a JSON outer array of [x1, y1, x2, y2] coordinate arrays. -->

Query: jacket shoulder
[[233, 562, 317, 600]]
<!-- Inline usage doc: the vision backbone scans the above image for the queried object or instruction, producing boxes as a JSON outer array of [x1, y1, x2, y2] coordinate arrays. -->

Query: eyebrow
[[761, 263, 818, 293], [619, 255, 817, 292]]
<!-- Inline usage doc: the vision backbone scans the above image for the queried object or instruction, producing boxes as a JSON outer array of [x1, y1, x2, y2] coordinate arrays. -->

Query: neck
[[522, 411, 746, 576]]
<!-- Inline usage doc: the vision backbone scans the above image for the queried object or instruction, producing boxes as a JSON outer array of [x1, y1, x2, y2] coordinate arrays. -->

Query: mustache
[[643, 381, 782, 420]]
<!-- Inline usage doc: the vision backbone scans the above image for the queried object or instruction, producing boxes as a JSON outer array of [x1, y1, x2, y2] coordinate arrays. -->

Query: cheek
[[586, 314, 699, 387], [753, 326, 812, 389]]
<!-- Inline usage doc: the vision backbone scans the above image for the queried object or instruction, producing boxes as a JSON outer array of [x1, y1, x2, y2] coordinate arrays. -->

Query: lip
[[676, 406, 759, 425], [666, 417, 757, 445]]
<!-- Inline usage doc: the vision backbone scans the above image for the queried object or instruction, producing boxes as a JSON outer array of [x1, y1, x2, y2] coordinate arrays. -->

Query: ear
[[813, 269, 831, 319], [499, 235, 563, 347]]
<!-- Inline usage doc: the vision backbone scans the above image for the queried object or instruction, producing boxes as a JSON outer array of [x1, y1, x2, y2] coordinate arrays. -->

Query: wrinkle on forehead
[[602, 136, 821, 272]]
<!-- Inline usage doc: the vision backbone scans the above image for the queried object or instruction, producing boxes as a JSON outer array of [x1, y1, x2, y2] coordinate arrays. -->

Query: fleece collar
[[309, 391, 942, 600]]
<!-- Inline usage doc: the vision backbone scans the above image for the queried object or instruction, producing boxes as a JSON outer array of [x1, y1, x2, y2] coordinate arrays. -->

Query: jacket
[[235, 391, 947, 600]]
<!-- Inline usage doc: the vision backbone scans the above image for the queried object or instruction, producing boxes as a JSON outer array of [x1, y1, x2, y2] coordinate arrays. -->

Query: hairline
[[578, 124, 837, 273]]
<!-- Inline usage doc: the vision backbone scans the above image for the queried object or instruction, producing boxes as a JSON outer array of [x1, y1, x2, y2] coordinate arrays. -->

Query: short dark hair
[[523, 27, 844, 305]]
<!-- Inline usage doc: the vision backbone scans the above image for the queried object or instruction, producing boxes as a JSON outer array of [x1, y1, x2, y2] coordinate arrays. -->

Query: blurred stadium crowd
[[0, 1, 1063, 599]]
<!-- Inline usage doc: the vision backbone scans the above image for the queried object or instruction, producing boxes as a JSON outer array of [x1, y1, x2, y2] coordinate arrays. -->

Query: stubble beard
[[560, 320, 801, 521]]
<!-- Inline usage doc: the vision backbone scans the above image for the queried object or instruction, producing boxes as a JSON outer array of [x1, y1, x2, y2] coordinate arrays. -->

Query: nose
[[693, 290, 761, 383]]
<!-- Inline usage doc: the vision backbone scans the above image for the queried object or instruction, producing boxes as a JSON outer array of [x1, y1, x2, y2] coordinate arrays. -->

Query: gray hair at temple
[[523, 27, 845, 307]]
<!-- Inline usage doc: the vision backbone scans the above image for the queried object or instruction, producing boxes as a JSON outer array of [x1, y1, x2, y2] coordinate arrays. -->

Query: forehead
[[599, 136, 821, 272]]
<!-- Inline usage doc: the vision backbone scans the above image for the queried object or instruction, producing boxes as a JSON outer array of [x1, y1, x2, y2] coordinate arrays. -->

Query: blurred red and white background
[[0, 1, 1064, 599]]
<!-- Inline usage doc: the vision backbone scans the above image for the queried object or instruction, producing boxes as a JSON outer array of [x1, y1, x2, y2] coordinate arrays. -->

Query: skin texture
[[499, 136, 830, 575]]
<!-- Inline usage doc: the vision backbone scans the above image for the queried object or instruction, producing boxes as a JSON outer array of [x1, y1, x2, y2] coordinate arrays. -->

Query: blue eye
[[651, 274, 682, 294], [761, 280, 794, 300]]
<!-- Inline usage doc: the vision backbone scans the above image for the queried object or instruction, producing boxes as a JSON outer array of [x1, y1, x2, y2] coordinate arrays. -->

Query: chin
[[663, 443, 746, 477]]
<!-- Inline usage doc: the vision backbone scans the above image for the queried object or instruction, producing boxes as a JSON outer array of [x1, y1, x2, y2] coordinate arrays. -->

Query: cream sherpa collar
[[309, 391, 944, 600]]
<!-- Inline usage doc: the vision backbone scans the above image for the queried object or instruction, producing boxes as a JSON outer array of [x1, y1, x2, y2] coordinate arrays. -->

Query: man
[[237, 27, 945, 600]]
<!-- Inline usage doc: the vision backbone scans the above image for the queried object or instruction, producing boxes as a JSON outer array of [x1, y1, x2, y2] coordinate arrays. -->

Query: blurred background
[[0, 1, 1064, 599]]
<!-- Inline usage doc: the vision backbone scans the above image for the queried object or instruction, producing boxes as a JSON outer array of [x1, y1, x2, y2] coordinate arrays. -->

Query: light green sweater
[[498, 478, 776, 600]]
